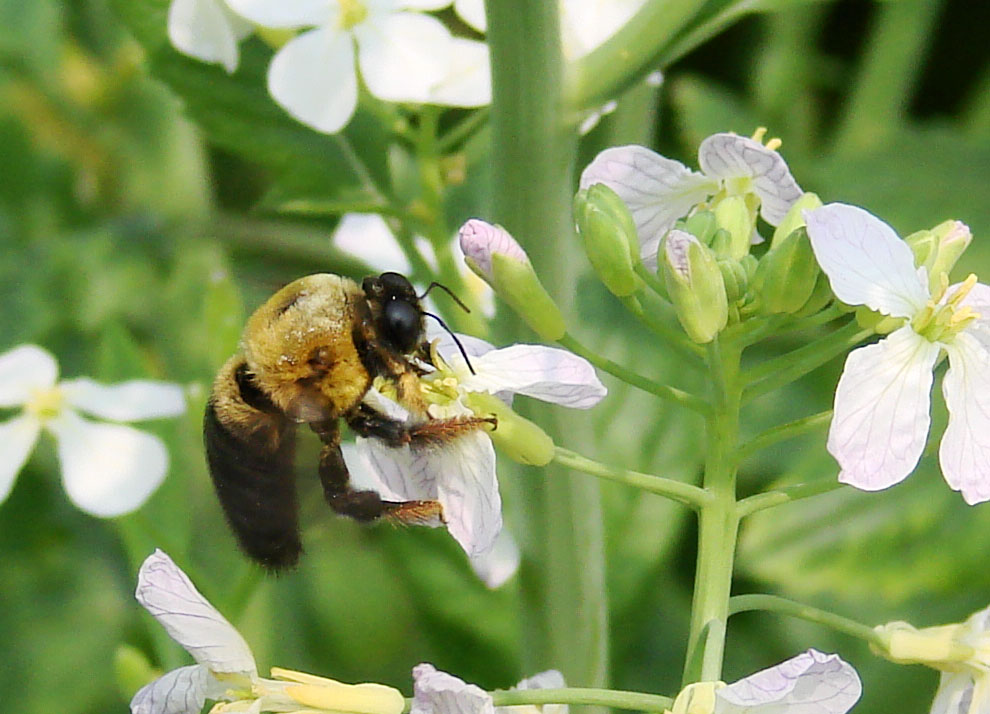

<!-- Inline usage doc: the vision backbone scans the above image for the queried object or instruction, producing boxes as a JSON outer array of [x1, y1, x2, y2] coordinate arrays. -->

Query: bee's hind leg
[[345, 403, 495, 450]]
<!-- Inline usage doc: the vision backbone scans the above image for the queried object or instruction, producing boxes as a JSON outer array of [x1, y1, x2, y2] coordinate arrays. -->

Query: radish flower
[[167, 0, 253, 73], [412, 664, 567, 714], [805, 203, 990, 503]]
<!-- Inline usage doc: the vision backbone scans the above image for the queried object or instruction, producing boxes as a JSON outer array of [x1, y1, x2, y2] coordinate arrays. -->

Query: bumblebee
[[204, 272, 490, 570]]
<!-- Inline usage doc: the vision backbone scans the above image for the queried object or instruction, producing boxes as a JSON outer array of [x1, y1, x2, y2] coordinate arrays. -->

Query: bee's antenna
[[419, 282, 472, 314], [422, 312, 476, 375]]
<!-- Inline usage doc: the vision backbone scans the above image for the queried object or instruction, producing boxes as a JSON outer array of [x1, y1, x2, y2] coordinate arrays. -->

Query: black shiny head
[[363, 272, 424, 354]]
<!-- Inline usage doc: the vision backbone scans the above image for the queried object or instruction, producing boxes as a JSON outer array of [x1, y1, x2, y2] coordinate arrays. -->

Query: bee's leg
[[309, 418, 442, 525], [346, 403, 496, 450]]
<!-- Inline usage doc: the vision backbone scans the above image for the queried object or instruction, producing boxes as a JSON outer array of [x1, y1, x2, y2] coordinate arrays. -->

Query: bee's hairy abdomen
[[204, 358, 301, 571]]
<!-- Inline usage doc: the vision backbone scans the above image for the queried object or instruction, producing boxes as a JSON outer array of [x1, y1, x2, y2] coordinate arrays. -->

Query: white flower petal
[[717, 649, 861, 714], [956, 283, 990, 352], [130, 664, 213, 714], [333, 213, 413, 274], [940, 333, 990, 504], [357, 437, 440, 504], [0, 415, 40, 503], [268, 27, 358, 134], [804, 203, 929, 318], [343, 440, 409, 502], [514, 669, 566, 691], [828, 327, 939, 492], [453, 0, 485, 31], [929, 671, 975, 714], [167, 0, 246, 73], [460, 345, 607, 408], [398, 0, 454, 11], [356, 13, 452, 103], [436, 431, 500, 557], [136, 549, 257, 675], [560, 0, 644, 59], [412, 664, 495, 714], [579, 146, 716, 269], [697, 133, 803, 226], [458, 219, 529, 281], [0, 344, 58, 406], [225, 0, 331, 28], [427, 327, 497, 360], [61, 378, 186, 422], [427, 37, 491, 107], [48, 411, 169, 517], [467, 527, 520, 589]]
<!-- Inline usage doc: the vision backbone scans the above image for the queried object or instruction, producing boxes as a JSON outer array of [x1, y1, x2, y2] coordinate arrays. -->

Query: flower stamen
[[24, 386, 64, 421]]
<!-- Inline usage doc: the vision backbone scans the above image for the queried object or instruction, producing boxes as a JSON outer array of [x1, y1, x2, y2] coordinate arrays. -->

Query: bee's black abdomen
[[204, 397, 300, 571]]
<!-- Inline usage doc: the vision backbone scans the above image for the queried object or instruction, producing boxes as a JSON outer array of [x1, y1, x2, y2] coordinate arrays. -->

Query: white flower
[[167, 0, 254, 73], [351, 330, 606, 557], [225, 0, 490, 134], [580, 131, 803, 268], [805, 203, 990, 503], [412, 663, 566, 714], [0, 345, 185, 517], [667, 650, 860, 714], [130, 549, 406, 714]]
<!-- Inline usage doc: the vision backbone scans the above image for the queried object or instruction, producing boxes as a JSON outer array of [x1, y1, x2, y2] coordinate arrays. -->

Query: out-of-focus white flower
[[352, 329, 605, 558], [805, 203, 990, 504], [665, 650, 861, 714], [130, 549, 406, 714], [580, 130, 803, 268], [224, 0, 489, 134], [167, 0, 254, 73], [412, 663, 566, 714], [0, 345, 185, 517]]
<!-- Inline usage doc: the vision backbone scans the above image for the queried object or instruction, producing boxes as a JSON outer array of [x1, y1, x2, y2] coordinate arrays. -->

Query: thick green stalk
[[683, 339, 742, 684], [486, 0, 608, 692]]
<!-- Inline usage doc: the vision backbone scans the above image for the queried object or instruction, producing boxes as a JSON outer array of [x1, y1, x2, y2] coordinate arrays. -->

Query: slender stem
[[273, 199, 399, 218], [554, 447, 711, 510], [742, 322, 871, 404], [736, 478, 846, 519], [729, 594, 887, 649], [559, 333, 711, 415], [634, 261, 668, 298], [736, 410, 832, 462], [438, 107, 491, 152], [683, 338, 742, 684], [332, 133, 389, 202], [621, 294, 705, 363], [491, 688, 673, 712]]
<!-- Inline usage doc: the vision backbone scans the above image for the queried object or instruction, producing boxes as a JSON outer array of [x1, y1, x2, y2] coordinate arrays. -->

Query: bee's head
[[363, 272, 424, 354]]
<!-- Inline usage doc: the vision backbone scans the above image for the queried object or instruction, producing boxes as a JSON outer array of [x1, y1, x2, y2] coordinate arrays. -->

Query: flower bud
[[681, 211, 718, 246], [929, 220, 972, 287], [872, 621, 974, 667], [771, 192, 822, 248], [792, 270, 833, 318], [714, 196, 752, 259], [661, 229, 728, 343], [459, 219, 566, 341], [753, 226, 819, 314], [463, 392, 555, 466], [717, 258, 748, 303], [573, 184, 640, 296]]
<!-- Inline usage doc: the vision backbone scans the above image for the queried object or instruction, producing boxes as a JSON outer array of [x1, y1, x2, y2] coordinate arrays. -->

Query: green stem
[[491, 688, 673, 712], [683, 338, 742, 684], [559, 333, 710, 415], [742, 322, 871, 404], [621, 294, 705, 363], [554, 447, 711, 509], [273, 199, 399, 218], [729, 594, 886, 649], [332, 133, 389, 202], [736, 479, 845, 519], [736, 410, 832, 461], [634, 261, 668, 297], [438, 107, 491, 152]]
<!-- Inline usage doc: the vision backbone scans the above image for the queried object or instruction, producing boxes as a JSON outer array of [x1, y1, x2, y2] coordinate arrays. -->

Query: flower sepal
[[906, 219, 973, 294], [573, 183, 641, 297], [872, 621, 975, 667], [712, 196, 752, 259], [463, 392, 554, 466], [752, 226, 819, 315]]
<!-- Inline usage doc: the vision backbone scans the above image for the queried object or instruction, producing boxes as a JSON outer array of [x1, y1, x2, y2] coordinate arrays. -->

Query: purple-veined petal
[[0, 344, 58, 406], [427, 37, 491, 107], [697, 133, 803, 226], [717, 649, 861, 714], [61, 378, 186, 422], [225, 0, 331, 28], [804, 203, 929, 318], [929, 671, 976, 714], [453, 0, 485, 31], [268, 26, 358, 134], [458, 219, 530, 281], [357, 437, 440, 504], [940, 333, 990, 504], [828, 327, 939, 492], [579, 146, 715, 269], [956, 282, 990, 352], [47, 411, 169, 517], [342, 440, 408, 502], [436, 431, 500, 556], [136, 549, 257, 675], [355, 13, 451, 104], [468, 527, 520, 589], [130, 664, 214, 714], [460, 345, 606, 408], [412, 664, 495, 714], [427, 327, 497, 361], [0, 415, 40, 503], [167, 0, 249, 73]]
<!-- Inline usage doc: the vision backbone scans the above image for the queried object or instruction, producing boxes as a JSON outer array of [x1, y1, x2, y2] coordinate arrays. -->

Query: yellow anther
[[947, 273, 978, 308], [765, 137, 782, 151], [751, 127, 767, 143]]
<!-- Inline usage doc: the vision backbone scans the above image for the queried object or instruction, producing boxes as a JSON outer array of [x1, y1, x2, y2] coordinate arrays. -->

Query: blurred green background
[[0, 0, 988, 712]]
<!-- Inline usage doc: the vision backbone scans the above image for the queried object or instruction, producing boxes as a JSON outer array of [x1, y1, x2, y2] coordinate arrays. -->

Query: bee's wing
[[204, 357, 300, 570]]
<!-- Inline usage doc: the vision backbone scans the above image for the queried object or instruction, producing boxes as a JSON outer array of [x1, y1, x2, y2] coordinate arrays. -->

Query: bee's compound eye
[[383, 299, 421, 353], [379, 272, 414, 294]]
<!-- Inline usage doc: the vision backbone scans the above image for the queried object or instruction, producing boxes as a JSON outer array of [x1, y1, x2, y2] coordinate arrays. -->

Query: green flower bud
[[714, 195, 752, 259], [661, 229, 728, 343], [573, 185, 640, 296], [770, 192, 822, 248], [792, 270, 834, 318], [717, 258, 748, 303], [929, 219, 972, 285], [681, 211, 718, 246], [753, 226, 819, 314], [464, 392, 555, 466], [740, 253, 759, 280], [905, 229, 937, 270], [709, 228, 733, 257]]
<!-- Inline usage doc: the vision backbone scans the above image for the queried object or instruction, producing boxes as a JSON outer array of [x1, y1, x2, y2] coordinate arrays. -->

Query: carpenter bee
[[204, 272, 490, 570]]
